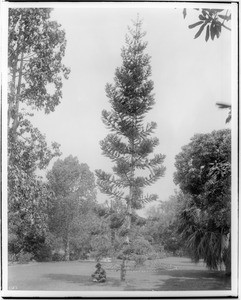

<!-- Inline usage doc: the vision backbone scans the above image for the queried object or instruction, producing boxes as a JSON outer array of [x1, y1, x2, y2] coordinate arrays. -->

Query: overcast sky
[[28, 3, 232, 215]]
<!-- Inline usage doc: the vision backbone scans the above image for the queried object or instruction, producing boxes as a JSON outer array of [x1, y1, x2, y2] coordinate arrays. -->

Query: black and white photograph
[[1, 1, 239, 298]]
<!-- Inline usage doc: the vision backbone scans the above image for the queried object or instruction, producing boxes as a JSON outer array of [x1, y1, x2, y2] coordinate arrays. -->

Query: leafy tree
[[8, 8, 70, 260], [47, 156, 96, 260], [95, 17, 166, 281], [8, 8, 70, 142], [8, 7, 69, 172], [174, 129, 231, 274], [90, 233, 112, 262], [126, 236, 155, 266], [68, 206, 111, 261], [144, 192, 184, 255], [183, 8, 231, 41], [8, 172, 52, 261], [69, 201, 147, 262], [146, 194, 180, 226]]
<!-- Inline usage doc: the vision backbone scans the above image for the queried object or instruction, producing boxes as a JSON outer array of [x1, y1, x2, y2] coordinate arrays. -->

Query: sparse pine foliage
[[95, 17, 165, 281]]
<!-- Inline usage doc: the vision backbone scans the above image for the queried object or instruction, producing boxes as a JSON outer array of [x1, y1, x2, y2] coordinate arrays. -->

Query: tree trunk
[[110, 227, 115, 260], [120, 202, 132, 282], [119, 134, 135, 282], [120, 257, 126, 281], [111, 228, 115, 245], [8, 67, 17, 131], [64, 236, 70, 261], [224, 233, 231, 276], [11, 51, 24, 142]]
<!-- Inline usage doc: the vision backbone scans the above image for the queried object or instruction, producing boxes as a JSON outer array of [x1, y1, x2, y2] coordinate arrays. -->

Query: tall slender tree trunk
[[224, 233, 231, 276], [111, 228, 115, 244], [120, 135, 135, 282], [64, 235, 70, 261], [8, 67, 17, 132], [11, 51, 24, 142], [120, 200, 132, 282], [110, 200, 115, 260], [8, 33, 21, 133], [120, 258, 126, 281], [110, 227, 115, 260]]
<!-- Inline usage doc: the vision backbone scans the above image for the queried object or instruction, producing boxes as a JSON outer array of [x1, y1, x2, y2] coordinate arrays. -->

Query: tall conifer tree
[[95, 17, 166, 281]]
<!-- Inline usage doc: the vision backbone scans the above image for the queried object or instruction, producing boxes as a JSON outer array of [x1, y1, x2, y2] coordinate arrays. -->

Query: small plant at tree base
[[95, 16, 166, 281]]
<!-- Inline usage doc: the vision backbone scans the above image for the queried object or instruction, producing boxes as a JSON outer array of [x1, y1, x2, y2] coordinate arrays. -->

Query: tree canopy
[[144, 192, 185, 255], [8, 8, 70, 260], [8, 8, 70, 128], [8, 8, 70, 162], [47, 155, 96, 260], [174, 129, 231, 273]]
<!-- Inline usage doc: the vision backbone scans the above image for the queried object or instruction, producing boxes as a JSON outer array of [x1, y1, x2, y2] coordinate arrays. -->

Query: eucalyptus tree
[[8, 8, 70, 259], [8, 8, 70, 142]]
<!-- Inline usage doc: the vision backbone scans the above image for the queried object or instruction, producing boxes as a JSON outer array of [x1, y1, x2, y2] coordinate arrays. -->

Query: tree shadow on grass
[[45, 274, 121, 287], [153, 269, 231, 291]]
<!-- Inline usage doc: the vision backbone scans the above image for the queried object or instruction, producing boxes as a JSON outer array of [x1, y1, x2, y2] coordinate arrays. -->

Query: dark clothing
[[91, 266, 106, 283]]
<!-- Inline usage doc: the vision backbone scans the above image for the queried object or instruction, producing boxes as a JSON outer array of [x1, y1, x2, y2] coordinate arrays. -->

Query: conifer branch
[[95, 18, 166, 280]]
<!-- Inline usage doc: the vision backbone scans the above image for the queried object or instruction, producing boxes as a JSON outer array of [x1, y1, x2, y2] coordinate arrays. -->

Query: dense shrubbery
[[33, 244, 52, 262], [52, 253, 65, 262], [17, 251, 33, 264]]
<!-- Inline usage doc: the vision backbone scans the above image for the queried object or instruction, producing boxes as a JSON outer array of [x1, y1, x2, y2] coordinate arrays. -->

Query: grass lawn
[[8, 257, 231, 291]]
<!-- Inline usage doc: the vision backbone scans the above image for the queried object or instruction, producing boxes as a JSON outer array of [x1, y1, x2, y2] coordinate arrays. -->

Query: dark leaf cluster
[[174, 129, 231, 270], [184, 8, 231, 41]]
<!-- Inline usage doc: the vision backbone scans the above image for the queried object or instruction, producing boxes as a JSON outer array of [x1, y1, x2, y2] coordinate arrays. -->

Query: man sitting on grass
[[91, 263, 107, 283]]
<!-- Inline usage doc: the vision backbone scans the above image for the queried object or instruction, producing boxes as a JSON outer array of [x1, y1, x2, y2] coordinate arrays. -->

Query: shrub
[[33, 244, 52, 262], [52, 252, 64, 261], [8, 232, 22, 256], [17, 251, 33, 264], [132, 254, 146, 266], [8, 253, 17, 263], [69, 252, 79, 261]]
